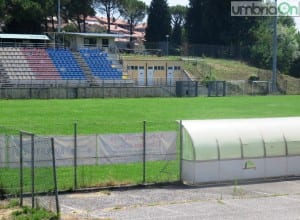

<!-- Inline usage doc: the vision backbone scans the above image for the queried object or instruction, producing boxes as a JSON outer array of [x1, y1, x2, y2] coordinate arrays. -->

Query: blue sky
[[141, 0, 189, 7]]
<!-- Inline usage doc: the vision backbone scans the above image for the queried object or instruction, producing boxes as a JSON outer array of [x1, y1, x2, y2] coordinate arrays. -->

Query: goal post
[[251, 80, 271, 96]]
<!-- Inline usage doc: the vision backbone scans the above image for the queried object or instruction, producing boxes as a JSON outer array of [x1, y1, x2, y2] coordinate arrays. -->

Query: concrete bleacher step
[[72, 51, 96, 83], [107, 53, 124, 74]]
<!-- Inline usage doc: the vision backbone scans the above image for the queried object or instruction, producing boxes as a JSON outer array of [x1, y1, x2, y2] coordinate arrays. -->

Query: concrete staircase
[[107, 53, 124, 74], [72, 51, 97, 84]]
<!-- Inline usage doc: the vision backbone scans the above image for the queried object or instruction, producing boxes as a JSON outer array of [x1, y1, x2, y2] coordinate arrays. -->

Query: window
[[128, 66, 138, 70], [153, 66, 164, 71], [84, 38, 97, 47], [102, 39, 109, 47]]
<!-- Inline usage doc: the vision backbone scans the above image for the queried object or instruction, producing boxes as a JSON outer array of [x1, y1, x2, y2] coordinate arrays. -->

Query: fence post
[[74, 122, 78, 189], [143, 121, 146, 184], [179, 120, 183, 183], [51, 138, 60, 216], [5, 135, 9, 168], [19, 132, 23, 206], [31, 134, 35, 209]]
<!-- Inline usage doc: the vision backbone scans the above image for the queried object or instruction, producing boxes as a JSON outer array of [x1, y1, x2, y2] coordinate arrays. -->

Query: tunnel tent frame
[[180, 117, 300, 184]]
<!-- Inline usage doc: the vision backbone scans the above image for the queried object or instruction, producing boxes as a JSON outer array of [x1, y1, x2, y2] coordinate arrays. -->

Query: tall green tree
[[145, 0, 171, 42], [250, 17, 299, 74], [94, 0, 120, 33], [4, 0, 44, 33], [119, 0, 147, 42], [170, 5, 187, 45], [39, 0, 55, 32], [186, 0, 220, 44], [289, 32, 300, 78], [0, 0, 5, 26], [186, 0, 256, 46], [63, 0, 95, 32]]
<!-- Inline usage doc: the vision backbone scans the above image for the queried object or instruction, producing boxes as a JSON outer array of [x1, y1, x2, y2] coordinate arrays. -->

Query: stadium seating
[[0, 47, 124, 83], [47, 48, 86, 80], [22, 48, 61, 80], [79, 48, 122, 80], [0, 47, 35, 80]]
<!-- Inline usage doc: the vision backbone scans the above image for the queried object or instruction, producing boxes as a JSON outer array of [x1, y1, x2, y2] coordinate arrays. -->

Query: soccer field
[[0, 95, 299, 134], [1, 95, 300, 194], [0, 96, 300, 135]]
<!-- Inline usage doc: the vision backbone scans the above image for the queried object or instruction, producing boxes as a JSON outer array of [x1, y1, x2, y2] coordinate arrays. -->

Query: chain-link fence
[[52, 121, 180, 189], [0, 127, 59, 215], [0, 121, 181, 197], [201, 79, 300, 96], [0, 126, 19, 198]]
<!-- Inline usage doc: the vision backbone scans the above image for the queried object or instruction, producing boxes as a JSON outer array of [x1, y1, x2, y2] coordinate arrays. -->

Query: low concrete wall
[[0, 86, 176, 99], [182, 156, 300, 184]]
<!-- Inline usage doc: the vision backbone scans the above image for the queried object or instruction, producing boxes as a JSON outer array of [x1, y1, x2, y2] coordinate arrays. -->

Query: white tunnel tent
[[181, 117, 300, 184]]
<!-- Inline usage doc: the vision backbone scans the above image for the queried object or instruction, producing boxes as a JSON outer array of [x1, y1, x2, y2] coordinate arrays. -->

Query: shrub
[[248, 74, 259, 82]]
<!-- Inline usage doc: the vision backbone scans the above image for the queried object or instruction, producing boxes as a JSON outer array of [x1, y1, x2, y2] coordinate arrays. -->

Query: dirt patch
[[0, 201, 20, 220]]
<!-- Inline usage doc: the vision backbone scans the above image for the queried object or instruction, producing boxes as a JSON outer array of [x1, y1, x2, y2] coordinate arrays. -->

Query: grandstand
[[0, 33, 190, 98], [0, 33, 131, 87]]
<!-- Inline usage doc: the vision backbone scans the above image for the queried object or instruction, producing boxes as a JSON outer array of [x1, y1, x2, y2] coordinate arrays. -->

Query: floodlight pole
[[166, 35, 169, 56], [58, 0, 61, 33], [272, 0, 278, 93]]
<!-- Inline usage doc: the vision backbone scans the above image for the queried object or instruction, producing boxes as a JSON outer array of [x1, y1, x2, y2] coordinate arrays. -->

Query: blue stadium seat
[[79, 48, 122, 80], [47, 48, 86, 80]]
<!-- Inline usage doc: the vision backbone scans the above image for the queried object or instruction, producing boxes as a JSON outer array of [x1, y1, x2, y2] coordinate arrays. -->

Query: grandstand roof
[[62, 32, 126, 38], [0, 34, 50, 40]]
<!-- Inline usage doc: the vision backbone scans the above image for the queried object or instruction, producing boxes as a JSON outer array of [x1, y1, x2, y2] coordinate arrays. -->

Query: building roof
[[0, 34, 50, 40], [96, 16, 130, 26], [61, 32, 126, 38]]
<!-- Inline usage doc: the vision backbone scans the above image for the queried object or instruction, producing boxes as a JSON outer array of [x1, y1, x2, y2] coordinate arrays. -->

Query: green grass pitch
[[0, 95, 299, 135], [0, 95, 299, 193]]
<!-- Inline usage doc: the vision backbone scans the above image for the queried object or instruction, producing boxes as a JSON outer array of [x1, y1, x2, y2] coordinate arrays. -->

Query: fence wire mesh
[[0, 126, 20, 198], [33, 135, 59, 214], [53, 121, 181, 189], [0, 127, 59, 214], [0, 120, 181, 205]]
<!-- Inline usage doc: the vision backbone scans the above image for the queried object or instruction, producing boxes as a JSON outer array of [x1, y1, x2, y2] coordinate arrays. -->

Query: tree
[[289, 32, 300, 78], [145, 0, 171, 42], [186, 0, 212, 44], [94, 0, 120, 33], [64, 0, 95, 32], [250, 17, 299, 74], [0, 0, 5, 24], [186, 0, 256, 46], [170, 5, 187, 45], [4, 0, 44, 33], [119, 0, 147, 43], [39, 0, 56, 32]]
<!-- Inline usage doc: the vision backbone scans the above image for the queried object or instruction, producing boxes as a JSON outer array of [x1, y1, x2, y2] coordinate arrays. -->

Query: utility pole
[[272, 0, 278, 93], [58, 0, 61, 32], [166, 35, 169, 56]]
